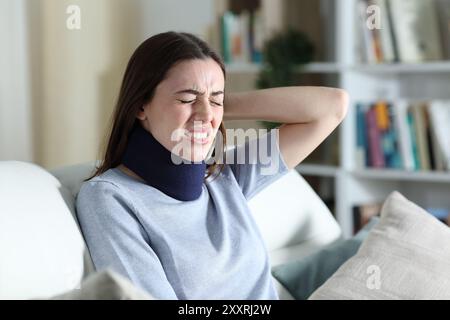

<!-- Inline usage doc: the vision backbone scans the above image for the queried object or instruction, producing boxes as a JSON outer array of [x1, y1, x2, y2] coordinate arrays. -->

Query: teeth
[[193, 132, 207, 139]]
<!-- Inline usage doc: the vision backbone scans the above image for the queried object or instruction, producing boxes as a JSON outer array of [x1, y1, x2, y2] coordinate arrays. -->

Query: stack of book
[[357, 0, 450, 63], [220, 9, 264, 64], [355, 100, 450, 171]]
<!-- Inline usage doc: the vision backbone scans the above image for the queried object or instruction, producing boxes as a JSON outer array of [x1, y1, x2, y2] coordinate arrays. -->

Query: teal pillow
[[271, 217, 379, 300]]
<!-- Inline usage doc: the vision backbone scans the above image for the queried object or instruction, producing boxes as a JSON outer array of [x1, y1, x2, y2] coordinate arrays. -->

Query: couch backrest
[[0, 160, 341, 299], [248, 169, 342, 266]]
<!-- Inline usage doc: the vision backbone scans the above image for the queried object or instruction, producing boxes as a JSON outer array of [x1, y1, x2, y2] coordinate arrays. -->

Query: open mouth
[[185, 130, 210, 145]]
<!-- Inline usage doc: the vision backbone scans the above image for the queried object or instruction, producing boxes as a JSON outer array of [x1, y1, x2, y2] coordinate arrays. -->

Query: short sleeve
[[75, 181, 178, 299], [225, 128, 290, 200]]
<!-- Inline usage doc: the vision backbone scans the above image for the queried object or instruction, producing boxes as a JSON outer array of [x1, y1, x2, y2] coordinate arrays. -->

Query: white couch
[[0, 160, 342, 299]]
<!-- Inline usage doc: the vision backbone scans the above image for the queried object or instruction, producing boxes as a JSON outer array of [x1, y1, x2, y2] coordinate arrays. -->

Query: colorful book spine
[[221, 11, 233, 63], [385, 102, 402, 169], [393, 101, 414, 170], [428, 101, 450, 170], [375, 101, 390, 167], [366, 105, 385, 168], [356, 103, 368, 168], [407, 109, 421, 170], [412, 104, 431, 170]]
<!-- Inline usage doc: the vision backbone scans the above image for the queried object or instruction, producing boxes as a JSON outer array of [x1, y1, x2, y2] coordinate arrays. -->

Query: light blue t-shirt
[[75, 130, 289, 299]]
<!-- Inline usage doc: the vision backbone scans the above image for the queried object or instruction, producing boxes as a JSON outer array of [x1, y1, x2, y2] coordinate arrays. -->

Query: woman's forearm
[[223, 86, 348, 123]]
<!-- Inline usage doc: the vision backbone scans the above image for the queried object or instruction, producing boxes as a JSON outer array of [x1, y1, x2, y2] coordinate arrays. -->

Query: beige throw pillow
[[309, 191, 450, 300]]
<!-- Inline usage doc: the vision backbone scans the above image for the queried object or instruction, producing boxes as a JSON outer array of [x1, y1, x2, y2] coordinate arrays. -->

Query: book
[[374, 100, 389, 131], [358, 0, 377, 63], [366, 105, 385, 167], [436, 0, 450, 59], [407, 108, 421, 170], [221, 10, 255, 64], [385, 102, 402, 168], [374, 101, 392, 167], [356, 103, 369, 168], [356, 99, 448, 171], [370, 3, 384, 63], [411, 103, 431, 170], [393, 100, 415, 170], [389, 0, 443, 62], [374, 0, 396, 63], [221, 11, 234, 63], [428, 100, 450, 170]]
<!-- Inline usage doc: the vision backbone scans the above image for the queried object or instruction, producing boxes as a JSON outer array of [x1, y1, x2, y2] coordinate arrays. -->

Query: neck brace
[[121, 124, 206, 201]]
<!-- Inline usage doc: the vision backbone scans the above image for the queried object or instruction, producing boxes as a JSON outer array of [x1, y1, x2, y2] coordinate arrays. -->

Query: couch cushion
[[0, 161, 89, 299], [309, 191, 450, 300]]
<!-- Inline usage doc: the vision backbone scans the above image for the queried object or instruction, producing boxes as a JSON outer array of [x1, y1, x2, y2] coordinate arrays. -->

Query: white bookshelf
[[215, 0, 450, 238], [336, 0, 450, 237]]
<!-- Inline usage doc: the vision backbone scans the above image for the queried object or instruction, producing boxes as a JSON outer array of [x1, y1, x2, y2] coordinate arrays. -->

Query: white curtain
[[0, 0, 33, 162]]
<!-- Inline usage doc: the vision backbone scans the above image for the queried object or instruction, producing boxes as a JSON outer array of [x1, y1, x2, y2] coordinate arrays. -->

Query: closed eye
[[178, 99, 223, 107], [178, 99, 195, 104]]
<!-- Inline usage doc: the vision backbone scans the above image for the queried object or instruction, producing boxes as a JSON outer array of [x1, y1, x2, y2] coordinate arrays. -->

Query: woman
[[76, 31, 348, 299]]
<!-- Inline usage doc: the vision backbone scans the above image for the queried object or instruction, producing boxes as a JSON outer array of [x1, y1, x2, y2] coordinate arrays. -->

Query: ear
[[136, 106, 146, 120]]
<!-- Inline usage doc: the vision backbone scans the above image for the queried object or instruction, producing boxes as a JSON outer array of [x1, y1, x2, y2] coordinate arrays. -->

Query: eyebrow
[[174, 89, 224, 97]]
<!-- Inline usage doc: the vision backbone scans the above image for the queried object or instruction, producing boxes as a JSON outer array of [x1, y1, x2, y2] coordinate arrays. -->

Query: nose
[[193, 97, 214, 123]]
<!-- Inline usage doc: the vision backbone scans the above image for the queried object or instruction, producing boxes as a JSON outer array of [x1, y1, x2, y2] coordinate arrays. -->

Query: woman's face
[[137, 58, 225, 163]]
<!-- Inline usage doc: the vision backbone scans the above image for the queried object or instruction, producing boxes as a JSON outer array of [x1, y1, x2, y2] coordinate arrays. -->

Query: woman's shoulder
[[76, 169, 138, 219], [80, 168, 119, 188], [77, 169, 125, 203]]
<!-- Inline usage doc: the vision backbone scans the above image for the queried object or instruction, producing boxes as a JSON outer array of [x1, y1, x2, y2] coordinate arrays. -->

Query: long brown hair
[[84, 31, 227, 182]]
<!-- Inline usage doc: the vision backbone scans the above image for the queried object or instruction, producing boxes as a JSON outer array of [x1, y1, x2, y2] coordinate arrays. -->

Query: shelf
[[351, 61, 450, 74], [226, 61, 450, 75], [296, 164, 340, 177], [352, 169, 450, 183], [226, 62, 343, 74]]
